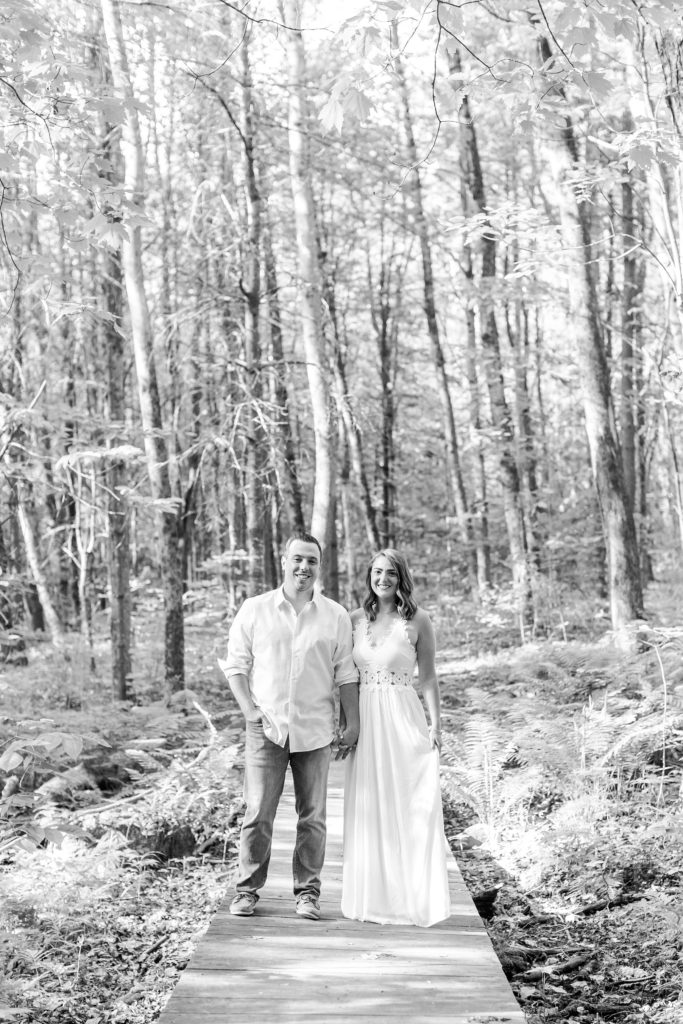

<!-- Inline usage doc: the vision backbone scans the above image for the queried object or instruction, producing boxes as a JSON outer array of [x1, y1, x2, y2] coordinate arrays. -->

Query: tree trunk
[[536, 32, 643, 628], [620, 172, 638, 515], [240, 27, 266, 594], [101, 0, 184, 690], [339, 442, 360, 607], [2, 237, 63, 642], [318, 240, 380, 551], [280, 0, 335, 551], [95, 19, 133, 700], [460, 204, 491, 591], [148, 31, 178, 439], [103, 219, 132, 700], [367, 221, 407, 550], [451, 46, 529, 612], [17, 501, 65, 645], [393, 25, 477, 592], [504, 270, 542, 573], [263, 211, 306, 535], [633, 29, 683, 350]]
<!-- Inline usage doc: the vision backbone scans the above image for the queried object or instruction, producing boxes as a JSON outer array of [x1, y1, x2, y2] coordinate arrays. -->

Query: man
[[219, 531, 359, 921]]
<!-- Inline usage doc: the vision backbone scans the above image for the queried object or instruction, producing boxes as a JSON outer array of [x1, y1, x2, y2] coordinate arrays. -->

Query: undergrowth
[[439, 615, 683, 1024], [1, 576, 682, 1023], [0, 588, 244, 1023]]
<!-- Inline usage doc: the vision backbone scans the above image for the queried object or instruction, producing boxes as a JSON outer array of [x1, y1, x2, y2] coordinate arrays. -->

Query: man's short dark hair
[[284, 531, 323, 559]]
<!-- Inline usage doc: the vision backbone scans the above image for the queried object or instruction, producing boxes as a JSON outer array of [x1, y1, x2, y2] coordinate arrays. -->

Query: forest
[[1, 0, 682, 1022]]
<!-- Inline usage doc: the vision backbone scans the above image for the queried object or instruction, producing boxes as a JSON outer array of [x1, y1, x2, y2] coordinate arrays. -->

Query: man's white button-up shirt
[[219, 587, 358, 752]]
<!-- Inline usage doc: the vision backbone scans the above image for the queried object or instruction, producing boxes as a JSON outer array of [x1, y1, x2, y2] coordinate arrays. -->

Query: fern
[[442, 716, 542, 847]]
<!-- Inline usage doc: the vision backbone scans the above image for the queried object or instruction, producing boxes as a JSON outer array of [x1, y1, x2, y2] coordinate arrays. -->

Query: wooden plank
[[160, 1014, 520, 1024], [193, 938, 498, 967], [166, 980, 521, 1001], [157, 759, 525, 1024]]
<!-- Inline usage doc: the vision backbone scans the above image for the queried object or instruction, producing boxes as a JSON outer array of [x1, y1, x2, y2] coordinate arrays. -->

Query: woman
[[341, 549, 451, 927]]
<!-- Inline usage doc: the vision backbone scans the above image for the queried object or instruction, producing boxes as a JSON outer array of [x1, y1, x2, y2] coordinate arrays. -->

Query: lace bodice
[[352, 615, 417, 688]]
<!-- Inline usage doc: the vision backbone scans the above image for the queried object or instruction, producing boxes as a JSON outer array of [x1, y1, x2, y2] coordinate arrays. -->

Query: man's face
[[281, 540, 321, 597]]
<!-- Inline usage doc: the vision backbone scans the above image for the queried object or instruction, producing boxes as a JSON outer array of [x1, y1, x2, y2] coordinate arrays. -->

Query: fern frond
[[597, 713, 683, 766]]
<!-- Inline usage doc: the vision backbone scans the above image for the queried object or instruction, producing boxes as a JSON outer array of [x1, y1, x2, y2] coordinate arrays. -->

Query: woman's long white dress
[[341, 615, 451, 927]]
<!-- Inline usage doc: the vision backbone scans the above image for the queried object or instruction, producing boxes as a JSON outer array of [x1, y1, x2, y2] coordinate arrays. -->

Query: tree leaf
[[319, 96, 345, 134], [582, 71, 611, 99], [61, 734, 84, 759], [346, 87, 373, 122], [41, 826, 66, 846], [626, 145, 654, 170], [0, 750, 24, 772]]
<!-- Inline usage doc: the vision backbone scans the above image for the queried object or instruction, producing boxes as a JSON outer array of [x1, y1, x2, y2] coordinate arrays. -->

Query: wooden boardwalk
[[157, 760, 525, 1024]]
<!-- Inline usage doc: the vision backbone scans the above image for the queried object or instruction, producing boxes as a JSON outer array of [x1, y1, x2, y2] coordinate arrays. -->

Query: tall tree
[[239, 26, 270, 592], [535, 30, 643, 629], [318, 240, 380, 552], [281, 0, 336, 554], [100, 0, 184, 689], [262, 209, 306, 537], [461, 223, 492, 592], [367, 218, 408, 550], [392, 23, 478, 594], [449, 45, 529, 611]]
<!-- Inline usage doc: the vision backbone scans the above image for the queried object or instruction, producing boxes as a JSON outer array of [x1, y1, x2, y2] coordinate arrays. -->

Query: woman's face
[[370, 554, 399, 603]]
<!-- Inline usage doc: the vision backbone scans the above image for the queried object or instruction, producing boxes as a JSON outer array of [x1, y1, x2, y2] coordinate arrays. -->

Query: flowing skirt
[[341, 684, 451, 927]]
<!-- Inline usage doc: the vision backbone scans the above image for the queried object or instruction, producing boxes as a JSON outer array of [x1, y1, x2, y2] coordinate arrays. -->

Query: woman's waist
[[357, 666, 415, 688]]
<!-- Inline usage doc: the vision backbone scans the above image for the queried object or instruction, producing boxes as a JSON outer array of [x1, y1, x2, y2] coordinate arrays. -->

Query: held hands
[[333, 724, 359, 760]]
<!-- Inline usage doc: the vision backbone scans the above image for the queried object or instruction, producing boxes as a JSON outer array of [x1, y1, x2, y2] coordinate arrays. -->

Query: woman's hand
[[429, 725, 442, 751], [333, 725, 358, 760]]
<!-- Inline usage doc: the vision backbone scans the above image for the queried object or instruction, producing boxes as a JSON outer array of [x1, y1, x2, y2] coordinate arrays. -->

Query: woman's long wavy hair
[[362, 549, 418, 621]]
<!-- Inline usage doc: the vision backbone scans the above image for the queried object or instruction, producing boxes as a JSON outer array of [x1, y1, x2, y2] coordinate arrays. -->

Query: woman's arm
[[415, 609, 441, 750]]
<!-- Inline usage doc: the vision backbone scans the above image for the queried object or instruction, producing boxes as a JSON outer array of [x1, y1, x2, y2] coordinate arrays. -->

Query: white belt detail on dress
[[360, 667, 413, 688]]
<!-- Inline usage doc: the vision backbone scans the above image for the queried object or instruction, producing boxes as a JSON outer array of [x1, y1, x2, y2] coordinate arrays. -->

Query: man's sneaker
[[229, 892, 258, 917], [295, 894, 321, 920]]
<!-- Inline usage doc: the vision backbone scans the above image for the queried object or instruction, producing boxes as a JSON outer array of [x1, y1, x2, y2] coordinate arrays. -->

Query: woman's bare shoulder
[[413, 606, 435, 637], [349, 607, 366, 625]]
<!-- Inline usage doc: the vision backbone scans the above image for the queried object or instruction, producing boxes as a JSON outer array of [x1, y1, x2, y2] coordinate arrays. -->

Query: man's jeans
[[235, 720, 331, 899]]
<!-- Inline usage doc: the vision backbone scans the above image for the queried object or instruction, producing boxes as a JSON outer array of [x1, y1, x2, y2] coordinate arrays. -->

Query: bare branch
[[535, 0, 572, 69], [184, 70, 248, 151], [0, 381, 47, 465]]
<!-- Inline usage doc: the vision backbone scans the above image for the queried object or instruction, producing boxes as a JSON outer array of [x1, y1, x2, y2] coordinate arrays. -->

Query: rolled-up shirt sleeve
[[333, 612, 358, 688], [218, 601, 254, 679]]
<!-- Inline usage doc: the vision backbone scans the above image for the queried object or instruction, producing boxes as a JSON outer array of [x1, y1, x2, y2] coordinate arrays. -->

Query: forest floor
[[1, 572, 682, 1024]]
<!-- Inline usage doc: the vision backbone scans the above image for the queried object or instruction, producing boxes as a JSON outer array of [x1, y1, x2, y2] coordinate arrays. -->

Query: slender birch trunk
[[621, 172, 638, 515], [460, 202, 491, 590], [17, 503, 65, 645], [280, 0, 334, 549]]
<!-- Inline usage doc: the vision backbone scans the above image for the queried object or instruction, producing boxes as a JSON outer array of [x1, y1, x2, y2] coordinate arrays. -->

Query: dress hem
[[341, 910, 451, 928]]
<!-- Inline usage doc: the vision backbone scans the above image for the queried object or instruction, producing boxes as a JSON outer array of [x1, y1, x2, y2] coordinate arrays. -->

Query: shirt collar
[[276, 584, 320, 610]]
